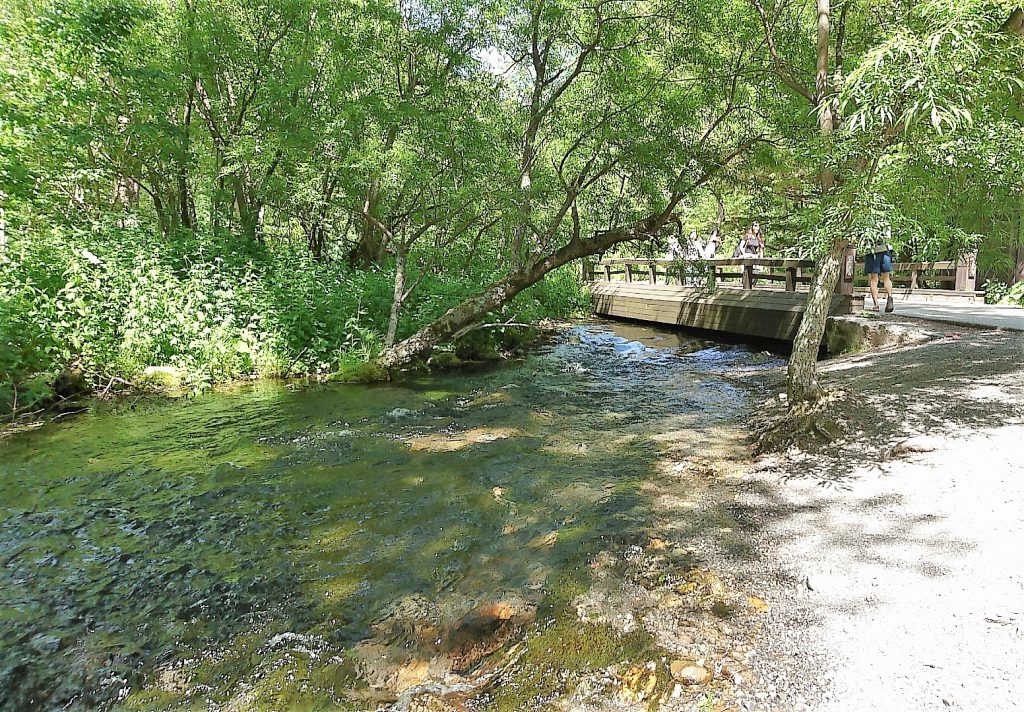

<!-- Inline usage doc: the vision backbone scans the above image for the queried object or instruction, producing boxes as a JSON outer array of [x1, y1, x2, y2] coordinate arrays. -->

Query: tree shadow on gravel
[[751, 330, 1024, 487]]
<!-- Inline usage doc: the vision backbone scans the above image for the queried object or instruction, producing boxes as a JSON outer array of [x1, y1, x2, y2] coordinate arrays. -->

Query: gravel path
[[732, 328, 1024, 711], [893, 300, 1024, 331]]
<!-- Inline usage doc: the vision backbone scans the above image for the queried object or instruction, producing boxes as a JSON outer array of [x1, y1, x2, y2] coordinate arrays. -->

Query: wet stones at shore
[[559, 544, 765, 710], [618, 662, 659, 702], [352, 594, 537, 700], [670, 659, 711, 685]]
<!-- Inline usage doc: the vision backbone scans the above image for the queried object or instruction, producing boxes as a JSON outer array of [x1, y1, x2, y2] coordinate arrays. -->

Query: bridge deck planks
[[589, 282, 862, 342]]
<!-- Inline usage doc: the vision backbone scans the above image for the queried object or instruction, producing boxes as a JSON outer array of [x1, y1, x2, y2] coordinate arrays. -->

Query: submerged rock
[[465, 390, 512, 408], [526, 531, 558, 549], [405, 427, 520, 453], [445, 597, 536, 672], [428, 352, 463, 370], [373, 594, 444, 648]]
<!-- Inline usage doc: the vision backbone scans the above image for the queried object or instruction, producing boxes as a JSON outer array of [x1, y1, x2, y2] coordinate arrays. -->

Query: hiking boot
[[885, 295, 894, 313]]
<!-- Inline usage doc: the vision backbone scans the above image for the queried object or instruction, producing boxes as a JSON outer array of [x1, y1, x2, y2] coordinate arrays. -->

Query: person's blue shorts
[[864, 251, 893, 275]]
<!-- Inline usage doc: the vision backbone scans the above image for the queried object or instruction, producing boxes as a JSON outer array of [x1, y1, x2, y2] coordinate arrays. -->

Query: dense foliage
[[1, 0, 1022, 413]]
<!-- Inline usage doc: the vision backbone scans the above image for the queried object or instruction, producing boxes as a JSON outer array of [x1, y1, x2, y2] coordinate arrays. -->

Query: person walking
[[864, 230, 895, 313], [666, 235, 683, 261]]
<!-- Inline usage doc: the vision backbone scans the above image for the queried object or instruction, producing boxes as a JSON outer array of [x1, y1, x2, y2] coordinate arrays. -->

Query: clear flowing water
[[0, 322, 781, 710]]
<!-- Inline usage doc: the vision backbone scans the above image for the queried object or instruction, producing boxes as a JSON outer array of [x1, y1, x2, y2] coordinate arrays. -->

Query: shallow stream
[[0, 322, 780, 710]]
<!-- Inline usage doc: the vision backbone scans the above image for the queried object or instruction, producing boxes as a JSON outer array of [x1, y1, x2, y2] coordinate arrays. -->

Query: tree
[[747, 0, 1022, 405], [378, 0, 765, 367]]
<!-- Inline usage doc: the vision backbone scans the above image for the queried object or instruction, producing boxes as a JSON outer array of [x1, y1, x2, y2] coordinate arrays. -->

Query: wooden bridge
[[585, 251, 980, 342]]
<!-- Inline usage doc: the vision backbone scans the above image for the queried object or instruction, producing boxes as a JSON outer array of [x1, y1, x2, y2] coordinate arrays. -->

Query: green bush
[[0, 221, 584, 415], [984, 280, 1010, 305], [1001, 280, 1024, 307]]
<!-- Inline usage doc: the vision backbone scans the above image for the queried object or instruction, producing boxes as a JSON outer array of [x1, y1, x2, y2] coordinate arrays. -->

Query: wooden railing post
[[648, 262, 657, 284], [910, 267, 919, 290], [785, 267, 797, 292], [625, 263, 633, 282], [603, 264, 612, 281], [955, 251, 978, 292], [742, 263, 753, 290], [835, 246, 857, 295], [583, 261, 594, 282]]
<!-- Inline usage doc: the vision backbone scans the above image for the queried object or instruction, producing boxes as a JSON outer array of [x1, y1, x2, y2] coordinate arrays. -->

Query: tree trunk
[[177, 86, 196, 231], [350, 122, 399, 267], [349, 185, 385, 267], [786, 238, 845, 402], [385, 249, 407, 348], [1013, 207, 1024, 285], [786, 0, 838, 406], [233, 175, 260, 242], [512, 115, 542, 263], [212, 146, 225, 232], [375, 131, 755, 370], [378, 224, 661, 369]]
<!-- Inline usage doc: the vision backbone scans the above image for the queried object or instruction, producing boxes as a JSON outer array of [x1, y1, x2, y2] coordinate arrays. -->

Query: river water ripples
[[0, 322, 781, 710]]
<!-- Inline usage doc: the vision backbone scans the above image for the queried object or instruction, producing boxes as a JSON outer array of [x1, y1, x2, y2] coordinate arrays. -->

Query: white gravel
[[736, 330, 1024, 711]]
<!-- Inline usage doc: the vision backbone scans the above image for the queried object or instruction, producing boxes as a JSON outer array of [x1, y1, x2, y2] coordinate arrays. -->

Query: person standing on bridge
[[737, 222, 766, 285], [864, 228, 895, 314], [739, 221, 766, 258], [703, 230, 722, 259]]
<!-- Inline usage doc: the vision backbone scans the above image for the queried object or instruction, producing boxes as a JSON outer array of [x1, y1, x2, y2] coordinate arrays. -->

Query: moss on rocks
[[487, 618, 665, 711], [427, 352, 463, 370], [327, 361, 390, 383], [135, 366, 184, 392]]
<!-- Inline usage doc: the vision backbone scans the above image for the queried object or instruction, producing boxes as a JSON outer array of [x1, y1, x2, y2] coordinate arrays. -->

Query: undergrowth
[[1, 221, 584, 415]]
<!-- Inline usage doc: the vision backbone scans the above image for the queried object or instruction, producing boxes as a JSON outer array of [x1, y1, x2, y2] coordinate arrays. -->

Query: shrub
[[0, 221, 586, 415]]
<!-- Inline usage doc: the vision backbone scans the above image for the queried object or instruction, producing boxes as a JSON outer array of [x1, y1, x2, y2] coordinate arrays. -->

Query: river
[[0, 321, 781, 710]]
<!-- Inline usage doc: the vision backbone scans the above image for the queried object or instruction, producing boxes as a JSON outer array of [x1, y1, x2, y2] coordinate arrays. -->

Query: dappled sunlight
[[404, 426, 524, 452], [8, 321, 775, 707]]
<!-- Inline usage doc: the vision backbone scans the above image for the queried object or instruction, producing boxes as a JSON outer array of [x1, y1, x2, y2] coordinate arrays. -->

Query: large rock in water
[[137, 365, 183, 391]]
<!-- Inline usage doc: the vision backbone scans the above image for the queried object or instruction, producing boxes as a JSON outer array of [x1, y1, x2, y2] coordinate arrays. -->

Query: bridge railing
[[586, 250, 979, 296], [855, 255, 978, 293], [586, 256, 840, 293]]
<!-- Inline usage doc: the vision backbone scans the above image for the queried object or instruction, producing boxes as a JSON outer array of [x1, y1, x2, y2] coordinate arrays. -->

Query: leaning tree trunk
[[786, 238, 846, 403], [377, 225, 657, 369]]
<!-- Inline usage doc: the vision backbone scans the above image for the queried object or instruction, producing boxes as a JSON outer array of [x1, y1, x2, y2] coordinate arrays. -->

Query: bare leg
[[882, 272, 893, 297], [868, 272, 880, 310]]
